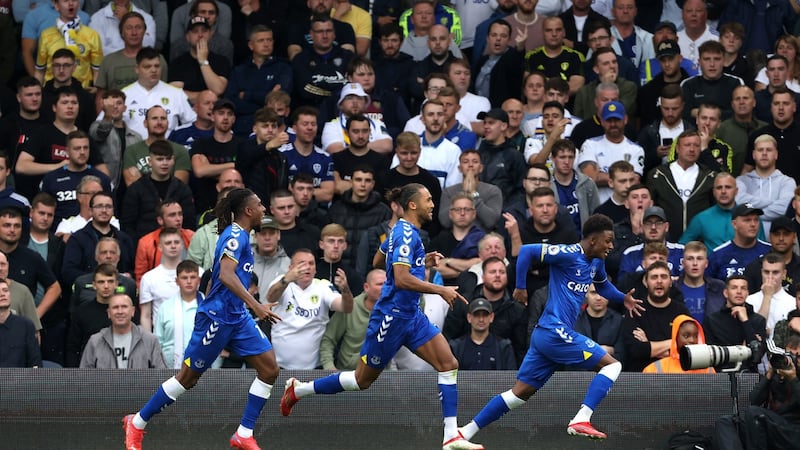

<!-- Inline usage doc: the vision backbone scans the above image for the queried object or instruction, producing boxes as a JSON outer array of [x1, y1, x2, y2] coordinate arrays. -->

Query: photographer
[[715, 335, 800, 449]]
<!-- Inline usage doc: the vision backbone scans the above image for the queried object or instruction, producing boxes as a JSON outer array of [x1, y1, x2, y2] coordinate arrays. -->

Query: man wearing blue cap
[[576, 100, 644, 204]]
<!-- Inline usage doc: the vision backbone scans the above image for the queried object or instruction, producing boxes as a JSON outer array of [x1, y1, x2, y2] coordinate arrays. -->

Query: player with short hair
[[280, 183, 483, 450], [458, 214, 642, 443], [123, 188, 281, 450]]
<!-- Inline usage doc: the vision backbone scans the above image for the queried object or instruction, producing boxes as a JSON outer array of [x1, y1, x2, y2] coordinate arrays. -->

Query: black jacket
[[473, 47, 524, 107], [120, 176, 196, 241], [328, 190, 391, 268], [61, 223, 135, 289], [444, 284, 528, 366], [235, 138, 289, 210]]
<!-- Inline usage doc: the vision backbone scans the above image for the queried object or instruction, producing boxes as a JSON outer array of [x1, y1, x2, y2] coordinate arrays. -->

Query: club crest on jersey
[[313, 163, 322, 173], [590, 266, 597, 279], [310, 295, 320, 305], [370, 355, 381, 366], [161, 97, 169, 105]]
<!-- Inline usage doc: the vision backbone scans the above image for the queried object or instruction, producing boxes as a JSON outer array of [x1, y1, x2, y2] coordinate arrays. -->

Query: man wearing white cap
[[321, 83, 393, 155], [577, 100, 644, 204]]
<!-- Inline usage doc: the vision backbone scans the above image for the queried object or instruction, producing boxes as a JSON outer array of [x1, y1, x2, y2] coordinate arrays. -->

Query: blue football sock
[[313, 373, 346, 394], [473, 394, 511, 428], [139, 386, 175, 422], [582, 373, 614, 410], [240, 379, 272, 431], [439, 383, 458, 418]]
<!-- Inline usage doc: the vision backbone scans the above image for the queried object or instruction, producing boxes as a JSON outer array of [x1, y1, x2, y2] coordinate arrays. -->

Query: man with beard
[[743, 87, 800, 184], [621, 261, 690, 372], [618, 206, 684, 278], [638, 84, 695, 175], [121, 105, 192, 187], [577, 101, 644, 204], [446, 257, 527, 367], [321, 84, 393, 155], [431, 193, 485, 285]]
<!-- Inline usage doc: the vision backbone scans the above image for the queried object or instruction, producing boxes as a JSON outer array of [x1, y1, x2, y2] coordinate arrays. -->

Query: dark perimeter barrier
[[0, 369, 759, 449]]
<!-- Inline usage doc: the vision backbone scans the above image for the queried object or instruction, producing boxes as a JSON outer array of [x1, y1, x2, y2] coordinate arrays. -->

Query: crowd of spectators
[[2, 0, 800, 383]]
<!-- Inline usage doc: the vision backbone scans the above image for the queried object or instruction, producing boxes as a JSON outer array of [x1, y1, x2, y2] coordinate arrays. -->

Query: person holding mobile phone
[[637, 84, 695, 175]]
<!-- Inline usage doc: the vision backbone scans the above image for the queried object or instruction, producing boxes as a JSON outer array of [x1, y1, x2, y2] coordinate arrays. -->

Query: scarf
[[57, 16, 81, 49]]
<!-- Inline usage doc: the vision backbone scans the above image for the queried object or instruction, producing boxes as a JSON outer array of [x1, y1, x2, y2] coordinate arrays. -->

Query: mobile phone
[[662, 138, 674, 146]]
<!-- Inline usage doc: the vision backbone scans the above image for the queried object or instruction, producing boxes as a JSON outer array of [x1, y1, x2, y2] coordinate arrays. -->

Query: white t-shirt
[[321, 114, 392, 152], [403, 112, 473, 134], [460, 92, 491, 124], [139, 264, 180, 324], [269, 278, 339, 370], [113, 330, 132, 369], [454, 0, 498, 48], [391, 134, 463, 188], [677, 27, 719, 71], [90, 4, 156, 54], [669, 161, 700, 204], [55, 216, 121, 236], [101, 81, 197, 139], [754, 67, 800, 93], [577, 135, 645, 203], [746, 289, 797, 338]]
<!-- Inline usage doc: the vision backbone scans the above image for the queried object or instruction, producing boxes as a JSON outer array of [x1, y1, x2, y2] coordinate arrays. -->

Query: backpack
[[666, 430, 713, 450]]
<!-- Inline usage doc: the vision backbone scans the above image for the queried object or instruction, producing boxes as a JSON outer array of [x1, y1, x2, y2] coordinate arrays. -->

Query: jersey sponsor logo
[[242, 262, 253, 273], [293, 304, 321, 318], [376, 315, 394, 342], [567, 281, 591, 293], [415, 256, 425, 267]]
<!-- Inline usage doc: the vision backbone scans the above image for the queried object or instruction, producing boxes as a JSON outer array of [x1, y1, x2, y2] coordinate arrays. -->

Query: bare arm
[[330, 268, 354, 313], [368, 137, 394, 154], [35, 282, 62, 318], [315, 180, 335, 203], [15, 152, 67, 175], [22, 38, 37, 76], [220, 255, 280, 322], [394, 263, 466, 309], [140, 302, 152, 332], [333, 171, 352, 196], [191, 154, 235, 179], [123, 166, 142, 186], [567, 75, 585, 97]]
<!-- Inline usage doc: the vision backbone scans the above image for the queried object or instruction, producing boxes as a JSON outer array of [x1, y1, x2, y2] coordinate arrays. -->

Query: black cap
[[644, 206, 667, 221], [477, 108, 509, 123], [212, 98, 236, 114], [770, 216, 794, 233], [732, 203, 764, 219], [655, 21, 677, 33], [187, 16, 211, 30], [468, 298, 492, 314], [656, 39, 681, 59]]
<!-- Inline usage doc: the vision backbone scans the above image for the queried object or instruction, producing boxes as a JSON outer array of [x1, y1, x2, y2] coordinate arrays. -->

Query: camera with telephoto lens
[[679, 339, 795, 372]]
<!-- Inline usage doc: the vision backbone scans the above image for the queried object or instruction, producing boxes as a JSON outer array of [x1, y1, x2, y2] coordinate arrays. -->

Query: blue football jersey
[[198, 222, 253, 324], [375, 218, 426, 318], [282, 145, 334, 187], [517, 243, 616, 330]]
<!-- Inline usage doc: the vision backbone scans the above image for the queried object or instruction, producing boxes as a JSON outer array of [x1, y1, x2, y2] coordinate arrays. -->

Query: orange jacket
[[643, 314, 715, 374], [134, 228, 194, 287]]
